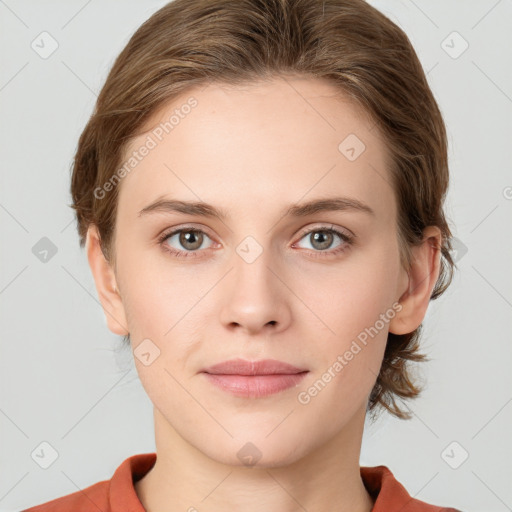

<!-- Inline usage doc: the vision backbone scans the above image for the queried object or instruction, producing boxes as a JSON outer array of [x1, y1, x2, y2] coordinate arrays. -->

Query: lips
[[202, 358, 307, 376], [201, 358, 309, 398]]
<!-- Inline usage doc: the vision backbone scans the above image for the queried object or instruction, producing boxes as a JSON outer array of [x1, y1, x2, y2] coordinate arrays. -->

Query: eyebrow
[[138, 196, 375, 220]]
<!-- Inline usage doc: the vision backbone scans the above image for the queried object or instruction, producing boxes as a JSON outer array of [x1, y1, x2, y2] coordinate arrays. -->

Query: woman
[[23, 0, 461, 510]]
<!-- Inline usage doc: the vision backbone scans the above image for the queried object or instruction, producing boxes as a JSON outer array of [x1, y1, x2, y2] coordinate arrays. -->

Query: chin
[[199, 433, 311, 469]]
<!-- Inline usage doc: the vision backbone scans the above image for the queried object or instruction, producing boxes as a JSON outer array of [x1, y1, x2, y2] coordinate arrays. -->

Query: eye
[[158, 227, 215, 258], [293, 225, 354, 257], [157, 224, 354, 260]]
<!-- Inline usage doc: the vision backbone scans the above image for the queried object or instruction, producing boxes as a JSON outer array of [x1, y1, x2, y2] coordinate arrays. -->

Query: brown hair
[[70, 0, 456, 420]]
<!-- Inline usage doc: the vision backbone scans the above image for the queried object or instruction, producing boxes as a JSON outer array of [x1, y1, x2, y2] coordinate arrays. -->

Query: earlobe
[[389, 226, 442, 335], [86, 225, 129, 336]]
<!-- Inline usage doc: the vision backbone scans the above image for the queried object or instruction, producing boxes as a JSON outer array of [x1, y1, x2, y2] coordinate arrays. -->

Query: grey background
[[1, 1, 511, 511]]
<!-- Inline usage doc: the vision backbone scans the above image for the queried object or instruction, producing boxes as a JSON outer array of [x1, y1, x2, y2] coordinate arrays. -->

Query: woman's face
[[109, 76, 409, 465]]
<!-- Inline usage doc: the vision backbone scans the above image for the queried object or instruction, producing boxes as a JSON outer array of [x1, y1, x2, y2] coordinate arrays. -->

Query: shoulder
[[21, 452, 157, 512], [21, 480, 109, 512], [361, 465, 464, 512]]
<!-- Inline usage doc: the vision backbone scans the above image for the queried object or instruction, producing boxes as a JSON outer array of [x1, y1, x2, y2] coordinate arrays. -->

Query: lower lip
[[203, 372, 308, 398]]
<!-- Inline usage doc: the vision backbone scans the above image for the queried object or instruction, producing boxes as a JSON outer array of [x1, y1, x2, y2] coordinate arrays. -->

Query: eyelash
[[157, 225, 354, 259]]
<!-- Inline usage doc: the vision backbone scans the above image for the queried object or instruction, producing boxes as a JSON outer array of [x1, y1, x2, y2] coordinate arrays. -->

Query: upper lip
[[202, 358, 308, 376]]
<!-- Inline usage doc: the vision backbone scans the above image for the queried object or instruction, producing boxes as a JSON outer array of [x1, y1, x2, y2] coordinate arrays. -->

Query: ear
[[389, 226, 442, 335], [86, 225, 129, 336]]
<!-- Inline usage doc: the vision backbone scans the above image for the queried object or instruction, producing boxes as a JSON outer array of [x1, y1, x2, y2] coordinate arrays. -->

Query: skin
[[86, 75, 441, 512]]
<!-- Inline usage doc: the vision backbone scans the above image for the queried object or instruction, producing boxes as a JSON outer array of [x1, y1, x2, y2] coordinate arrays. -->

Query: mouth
[[201, 358, 309, 398]]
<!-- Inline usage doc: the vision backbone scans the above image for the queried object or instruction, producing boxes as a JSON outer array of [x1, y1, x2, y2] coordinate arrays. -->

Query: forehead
[[116, 76, 395, 223]]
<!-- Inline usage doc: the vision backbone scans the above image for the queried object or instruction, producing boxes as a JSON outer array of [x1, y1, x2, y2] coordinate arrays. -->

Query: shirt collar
[[109, 452, 447, 512]]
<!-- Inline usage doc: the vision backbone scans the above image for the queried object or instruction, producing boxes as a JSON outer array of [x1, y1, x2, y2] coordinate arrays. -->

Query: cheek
[[298, 252, 399, 337], [117, 252, 211, 381], [116, 247, 195, 336], [294, 248, 398, 393], [295, 280, 392, 421]]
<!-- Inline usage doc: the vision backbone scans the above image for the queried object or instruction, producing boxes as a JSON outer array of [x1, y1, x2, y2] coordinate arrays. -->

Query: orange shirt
[[22, 452, 461, 511]]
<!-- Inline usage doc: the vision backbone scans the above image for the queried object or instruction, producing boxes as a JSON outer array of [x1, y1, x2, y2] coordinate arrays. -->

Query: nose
[[218, 248, 292, 335]]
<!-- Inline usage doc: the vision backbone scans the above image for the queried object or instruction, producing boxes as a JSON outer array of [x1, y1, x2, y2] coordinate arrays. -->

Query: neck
[[135, 404, 374, 512]]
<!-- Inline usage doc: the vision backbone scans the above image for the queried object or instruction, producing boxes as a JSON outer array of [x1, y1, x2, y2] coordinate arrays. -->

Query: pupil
[[312, 231, 332, 250], [180, 231, 202, 250]]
